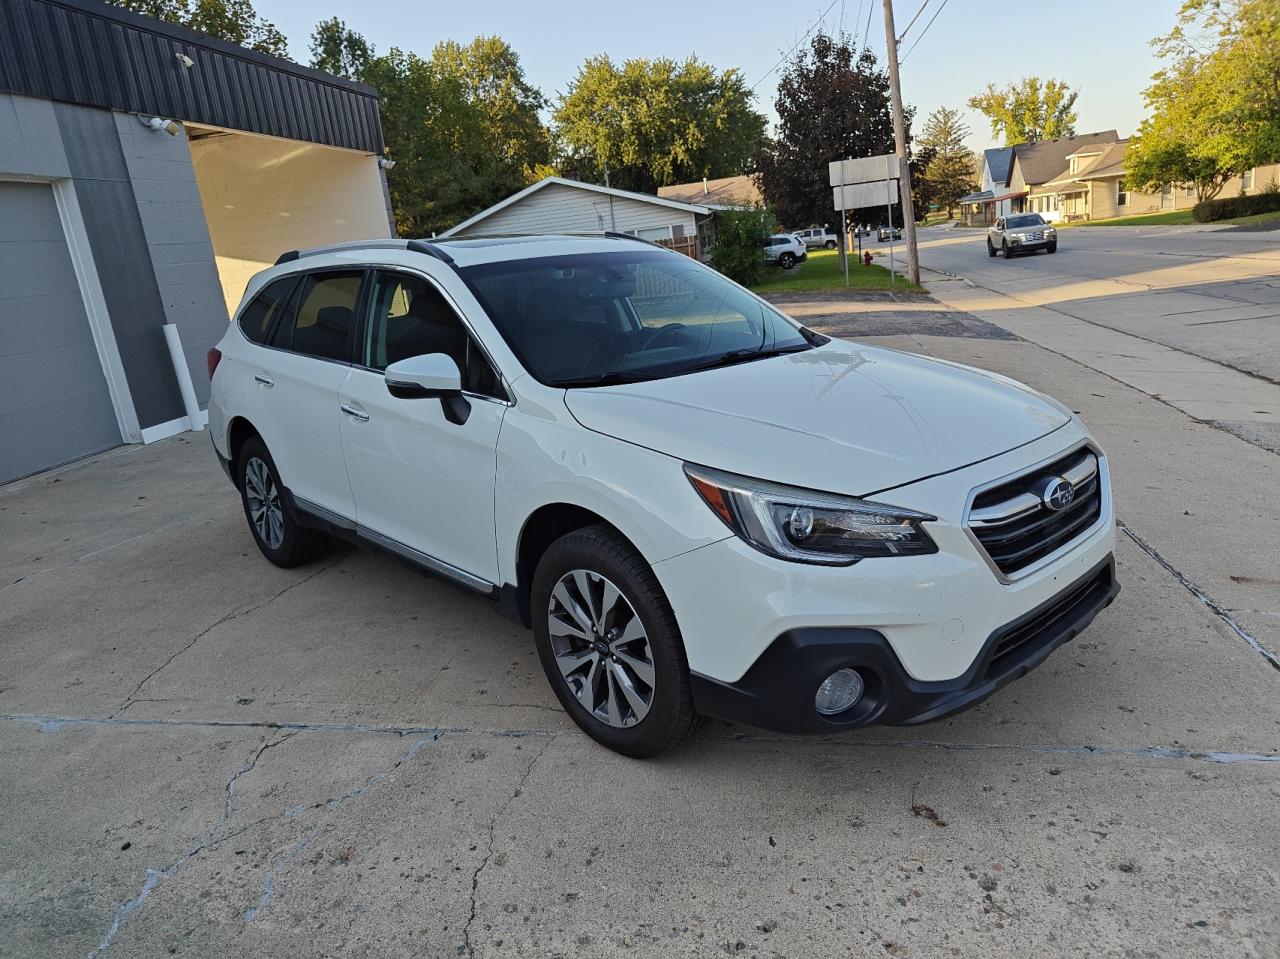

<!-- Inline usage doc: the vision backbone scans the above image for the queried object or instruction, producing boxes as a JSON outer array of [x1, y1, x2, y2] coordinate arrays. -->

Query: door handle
[[340, 403, 370, 422], [254, 373, 274, 388]]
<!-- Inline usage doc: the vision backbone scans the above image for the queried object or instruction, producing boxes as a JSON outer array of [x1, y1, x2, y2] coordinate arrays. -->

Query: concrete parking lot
[[3, 282, 1280, 957]]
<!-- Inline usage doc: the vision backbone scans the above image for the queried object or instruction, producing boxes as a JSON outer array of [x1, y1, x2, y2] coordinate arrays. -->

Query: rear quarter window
[[238, 276, 298, 345]]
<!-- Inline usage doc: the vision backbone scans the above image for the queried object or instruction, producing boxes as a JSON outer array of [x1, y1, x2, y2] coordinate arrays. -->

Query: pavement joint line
[[462, 735, 556, 957], [1117, 522, 1280, 672], [110, 555, 345, 718], [6, 712, 1276, 764]]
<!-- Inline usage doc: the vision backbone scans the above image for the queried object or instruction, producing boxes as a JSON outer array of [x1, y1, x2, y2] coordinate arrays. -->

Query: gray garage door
[[1, 181, 122, 484]]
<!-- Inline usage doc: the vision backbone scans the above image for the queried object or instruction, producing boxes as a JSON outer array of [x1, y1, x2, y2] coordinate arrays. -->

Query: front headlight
[[684, 464, 937, 566]]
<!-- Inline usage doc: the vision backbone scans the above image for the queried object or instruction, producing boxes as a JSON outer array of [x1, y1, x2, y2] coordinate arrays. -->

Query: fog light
[[814, 668, 864, 715]]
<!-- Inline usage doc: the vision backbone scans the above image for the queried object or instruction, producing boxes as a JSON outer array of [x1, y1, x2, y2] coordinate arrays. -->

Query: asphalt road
[[3, 311, 1278, 957], [915, 224, 1280, 384]]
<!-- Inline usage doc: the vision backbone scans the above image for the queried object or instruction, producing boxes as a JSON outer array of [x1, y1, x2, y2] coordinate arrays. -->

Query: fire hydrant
[[862, 251, 873, 267]]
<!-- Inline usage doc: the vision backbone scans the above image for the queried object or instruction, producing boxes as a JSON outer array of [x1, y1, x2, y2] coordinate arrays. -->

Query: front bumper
[[690, 555, 1117, 734]]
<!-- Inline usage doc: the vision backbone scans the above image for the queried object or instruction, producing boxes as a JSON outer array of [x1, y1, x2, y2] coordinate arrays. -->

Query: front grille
[[967, 448, 1103, 577], [983, 562, 1113, 680], [1024, 230, 1044, 241]]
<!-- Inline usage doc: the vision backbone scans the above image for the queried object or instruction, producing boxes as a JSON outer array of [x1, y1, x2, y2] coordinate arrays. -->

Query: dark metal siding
[[0, 0, 383, 153], [54, 101, 185, 429]]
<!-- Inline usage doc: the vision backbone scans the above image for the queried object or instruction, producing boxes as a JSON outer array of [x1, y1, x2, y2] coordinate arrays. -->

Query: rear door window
[[239, 276, 298, 345], [270, 271, 363, 362]]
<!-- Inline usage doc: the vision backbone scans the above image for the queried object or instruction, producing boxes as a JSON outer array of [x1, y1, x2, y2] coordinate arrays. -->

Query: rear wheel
[[237, 436, 328, 567], [824, 239, 837, 250], [779, 251, 796, 269], [531, 524, 700, 757]]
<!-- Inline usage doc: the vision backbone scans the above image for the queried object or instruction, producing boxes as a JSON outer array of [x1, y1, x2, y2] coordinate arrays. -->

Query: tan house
[[1023, 137, 1280, 223]]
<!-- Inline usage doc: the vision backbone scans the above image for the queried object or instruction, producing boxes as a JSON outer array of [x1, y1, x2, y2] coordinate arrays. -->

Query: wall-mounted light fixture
[[176, 52, 195, 68], [378, 157, 396, 170], [142, 116, 182, 136]]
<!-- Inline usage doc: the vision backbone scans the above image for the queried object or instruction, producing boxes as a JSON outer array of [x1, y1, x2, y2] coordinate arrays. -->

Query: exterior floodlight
[[176, 52, 194, 68], [378, 157, 396, 170], [143, 116, 181, 136]]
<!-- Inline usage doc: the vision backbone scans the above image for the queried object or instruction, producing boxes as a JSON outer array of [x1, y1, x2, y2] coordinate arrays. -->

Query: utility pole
[[882, 0, 919, 286]]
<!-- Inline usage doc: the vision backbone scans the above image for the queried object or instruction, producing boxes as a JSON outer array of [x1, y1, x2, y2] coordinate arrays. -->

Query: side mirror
[[384, 353, 470, 424], [385, 353, 462, 399]]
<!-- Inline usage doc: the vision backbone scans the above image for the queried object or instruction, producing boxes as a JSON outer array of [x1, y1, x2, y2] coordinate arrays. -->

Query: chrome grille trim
[[963, 442, 1110, 584]]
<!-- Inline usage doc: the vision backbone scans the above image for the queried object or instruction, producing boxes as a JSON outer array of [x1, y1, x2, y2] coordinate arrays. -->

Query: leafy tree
[[709, 207, 774, 286], [757, 32, 908, 230], [307, 23, 552, 236], [109, 0, 288, 58], [967, 77, 1078, 145], [910, 144, 939, 221], [917, 107, 975, 218], [554, 55, 766, 194], [431, 37, 552, 183], [1128, 0, 1279, 200], [309, 17, 372, 79]]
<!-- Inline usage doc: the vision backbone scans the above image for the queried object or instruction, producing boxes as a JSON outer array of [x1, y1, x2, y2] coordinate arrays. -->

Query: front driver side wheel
[[987, 239, 997, 257], [531, 524, 700, 757], [1002, 240, 1012, 259]]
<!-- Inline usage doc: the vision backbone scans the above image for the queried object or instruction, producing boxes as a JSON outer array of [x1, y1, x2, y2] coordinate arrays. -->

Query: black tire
[[823, 239, 837, 250], [1047, 241, 1058, 254], [987, 239, 997, 257], [531, 524, 701, 758], [779, 252, 796, 269], [1001, 240, 1011, 259], [237, 436, 329, 568]]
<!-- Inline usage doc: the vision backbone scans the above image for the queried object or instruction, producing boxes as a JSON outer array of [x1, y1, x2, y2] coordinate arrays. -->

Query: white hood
[[563, 342, 1069, 496]]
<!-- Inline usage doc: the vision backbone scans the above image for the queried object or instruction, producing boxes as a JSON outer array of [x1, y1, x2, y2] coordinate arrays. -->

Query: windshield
[[461, 250, 815, 387], [1006, 214, 1046, 228]]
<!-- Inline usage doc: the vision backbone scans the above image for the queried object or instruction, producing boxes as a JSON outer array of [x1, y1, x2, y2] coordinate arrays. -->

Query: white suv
[[207, 235, 1118, 757], [762, 234, 808, 270]]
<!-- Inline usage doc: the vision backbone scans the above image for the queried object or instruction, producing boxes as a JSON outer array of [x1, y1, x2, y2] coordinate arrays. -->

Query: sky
[[258, 0, 1182, 157]]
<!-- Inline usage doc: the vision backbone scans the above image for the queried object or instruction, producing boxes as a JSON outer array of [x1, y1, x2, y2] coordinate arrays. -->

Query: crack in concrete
[[6, 712, 554, 739], [242, 732, 440, 921], [1119, 522, 1280, 672], [84, 729, 295, 958], [111, 557, 343, 717], [462, 736, 555, 956]]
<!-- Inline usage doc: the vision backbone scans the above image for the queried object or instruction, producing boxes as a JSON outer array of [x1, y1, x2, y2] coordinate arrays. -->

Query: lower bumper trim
[[690, 555, 1118, 735]]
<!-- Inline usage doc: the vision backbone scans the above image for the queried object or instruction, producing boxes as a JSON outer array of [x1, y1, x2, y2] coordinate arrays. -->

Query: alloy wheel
[[547, 569, 656, 728], [244, 456, 284, 550]]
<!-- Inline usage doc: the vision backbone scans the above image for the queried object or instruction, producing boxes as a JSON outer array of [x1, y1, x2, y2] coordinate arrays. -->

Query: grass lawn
[[749, 249, 925, 294], [1073, 210, 1195, 227], [1219, 208, 1280, 227]]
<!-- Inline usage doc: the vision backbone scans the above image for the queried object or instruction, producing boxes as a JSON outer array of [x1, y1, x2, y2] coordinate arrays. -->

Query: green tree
[[918, 107, 975, 218], [709, 207, 774, 286], [109, 0, 288, 58], [553, 55, 766, 194], [967, 77, 1078, 145], [309, 17, 372, 80], [308, 23, 553, 236], [1128, 0, 1279, 200], [757, 32, 908, 230], [431, 37, 552, 183]]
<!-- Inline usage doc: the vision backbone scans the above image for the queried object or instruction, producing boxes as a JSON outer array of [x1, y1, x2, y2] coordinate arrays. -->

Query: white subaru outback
[[207, 235, 1118, 757]]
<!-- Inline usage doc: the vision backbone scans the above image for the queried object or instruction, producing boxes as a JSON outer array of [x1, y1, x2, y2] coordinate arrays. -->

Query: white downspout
[[162, 323, 204, 432]]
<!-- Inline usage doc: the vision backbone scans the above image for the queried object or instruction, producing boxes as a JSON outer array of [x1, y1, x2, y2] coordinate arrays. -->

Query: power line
[[751, 0, 843, 92], [900, 0, 951, 63], [896, 0, 930, 44], [860, 0, 875, 53]]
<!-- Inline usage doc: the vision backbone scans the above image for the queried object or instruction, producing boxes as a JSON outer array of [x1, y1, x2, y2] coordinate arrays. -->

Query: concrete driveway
[[3, 318, 1279, 957]]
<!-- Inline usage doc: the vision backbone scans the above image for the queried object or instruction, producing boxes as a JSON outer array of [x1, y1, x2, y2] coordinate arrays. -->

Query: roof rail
[[603, 231, 666, 249], [273, 238, 457, 267]]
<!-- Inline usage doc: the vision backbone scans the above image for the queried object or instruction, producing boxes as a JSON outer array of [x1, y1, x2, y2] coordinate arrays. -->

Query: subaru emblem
[[1040, 477, 1075, 511]]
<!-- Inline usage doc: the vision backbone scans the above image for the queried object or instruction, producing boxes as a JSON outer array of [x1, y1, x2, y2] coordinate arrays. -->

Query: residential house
[[657, 174, 763, 210], [441, 176, 713, 258], [958, 146, 1015, 226]]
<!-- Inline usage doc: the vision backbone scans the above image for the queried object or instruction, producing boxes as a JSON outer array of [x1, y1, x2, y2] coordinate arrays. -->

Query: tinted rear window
[[238, 277, 297, 345], [269, 271, 363, 361]]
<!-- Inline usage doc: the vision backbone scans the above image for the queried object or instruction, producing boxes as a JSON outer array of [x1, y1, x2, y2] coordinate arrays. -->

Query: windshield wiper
[[670, 343, 812, 376]]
